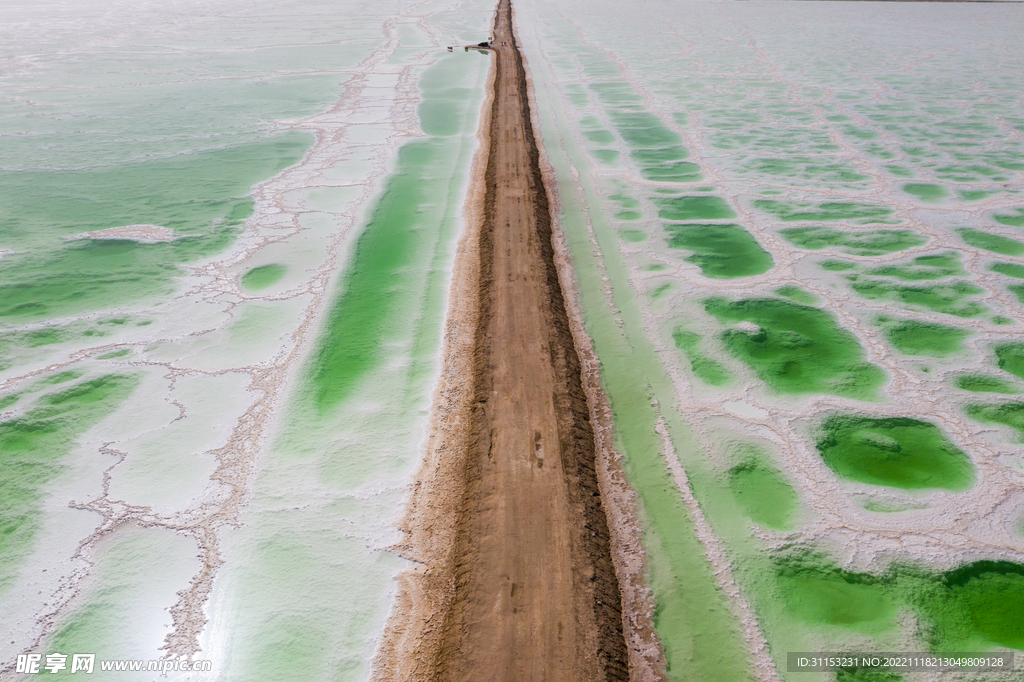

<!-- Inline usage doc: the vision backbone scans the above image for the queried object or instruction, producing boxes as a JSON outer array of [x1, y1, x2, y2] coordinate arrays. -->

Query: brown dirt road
[[431, 0, 628, 679], [373, 0, 631, 680]]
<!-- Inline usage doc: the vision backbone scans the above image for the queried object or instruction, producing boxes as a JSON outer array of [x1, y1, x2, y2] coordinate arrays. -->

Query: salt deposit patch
[[721, 400, 769, 421], [70, 225, 175, 243]]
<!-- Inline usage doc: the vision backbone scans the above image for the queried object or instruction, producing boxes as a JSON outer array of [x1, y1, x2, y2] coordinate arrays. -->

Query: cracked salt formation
[[4, 0, 1024, 678], [1, 0, 492, 676]]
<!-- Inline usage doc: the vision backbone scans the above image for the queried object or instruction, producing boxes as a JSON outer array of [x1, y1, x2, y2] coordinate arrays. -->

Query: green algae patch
[[865, 252, 963, 281], [777, 557, 897, 632], [994, 343, 1024, 381], [0, 322, 129, 370], [994, 208, 1024, 228], [876, 318, 969, 357], [639, 160, 702, 183], [990, 262, 1024, 279], [0, 230, 236, 321], [632, 146, 689, 164], [705, 298, 884, 399], [780, 227, 926, 256], [775, 285, 818, 305], [626, 146, 694, 181], [727, 447, 798, 530], [960, 190, 998, 201], [902, 183, 947, 202], [650, 283, 672, 299], [1006, 283, 1024, 306], [664, 224, 773, 279], [918, 561, 1024, 651], [816, 415, 975, 491], [0, 374, 138, 593], [241, 263, 287, 291], [964, 402, 1024, 441], [774, 554, 1024, 652], [754, 199, 897, 224], [38, 370, 84, 386], [846, 277, 986, 318], [98, 349, 130, 360], [297, 46, 486, 416], [886, 164, 914, 179], [957, 228, 1024, 257], [589, 82, 641, 106], [955, 375, 1019, 394], [24, 329, 68, 347], [306, 140, 449, 411], [744, 157, 869, 184], [820, 259, 858, 272], [655, 196, 736, 221], [672, 329, 731, 386]]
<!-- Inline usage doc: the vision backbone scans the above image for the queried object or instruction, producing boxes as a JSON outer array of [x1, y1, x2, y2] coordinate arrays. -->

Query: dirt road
[[374, 1, 629, 680], [433, 1, 627, 680]]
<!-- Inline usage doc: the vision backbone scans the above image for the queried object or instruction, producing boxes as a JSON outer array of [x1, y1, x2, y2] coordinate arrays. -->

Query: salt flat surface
[[516, 0, 1024, 677], [0, 0, 490, 678], [6, 0, 1024, 678]]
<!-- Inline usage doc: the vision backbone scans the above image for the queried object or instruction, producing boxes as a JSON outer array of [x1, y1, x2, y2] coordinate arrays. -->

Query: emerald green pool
[[665, 223, 773, 278], [965, 402, 1024, 441], [877, 318, 970, 357], [846, 277, 986, 318], [655, 196, 736, 221], [705, 298, 884, 399], [774, 554, 1024, 651], [995, 343, 1024, 381], [902, 183, 947, 202], [754, 200, 897, 224], [816, 415, 975, 491], [955, 375, 1019, 394], [865, 252, 963, 281], [958, 228, 1024, 257], [780, 227, 926, 256]]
